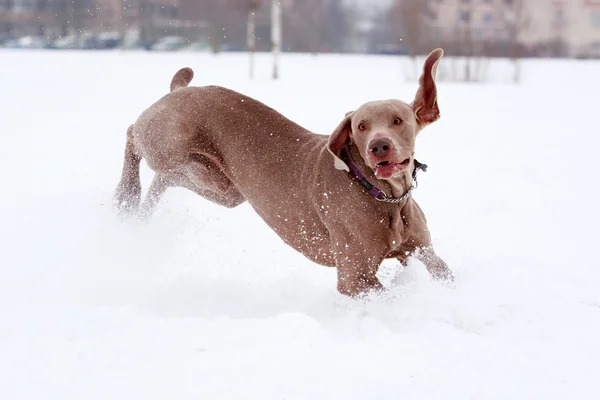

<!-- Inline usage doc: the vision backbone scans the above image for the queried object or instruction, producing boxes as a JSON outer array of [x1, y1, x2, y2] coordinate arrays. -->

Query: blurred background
[[1, 0, 599, 60]]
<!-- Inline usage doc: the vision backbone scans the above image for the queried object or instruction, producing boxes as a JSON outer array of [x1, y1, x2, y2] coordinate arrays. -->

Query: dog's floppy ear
[[327, 112, 354, 171], [413, 48, 443, 127]]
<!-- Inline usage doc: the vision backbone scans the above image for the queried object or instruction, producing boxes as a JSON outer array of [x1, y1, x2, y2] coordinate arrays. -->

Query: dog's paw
[[112, 185, 141, 219]]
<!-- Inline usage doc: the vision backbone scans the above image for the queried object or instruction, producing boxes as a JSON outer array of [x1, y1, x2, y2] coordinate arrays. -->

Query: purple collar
[[340, 146, 427, 204]]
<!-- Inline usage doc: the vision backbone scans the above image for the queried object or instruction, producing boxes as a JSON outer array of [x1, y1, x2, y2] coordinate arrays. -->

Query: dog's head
[[327, 48, 443, 179]]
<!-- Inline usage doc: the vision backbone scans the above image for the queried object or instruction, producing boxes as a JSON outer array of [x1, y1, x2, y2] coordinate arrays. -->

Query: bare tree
[[388, 0, 431, 57], [445, 2, 490, 83], [139, 0, 157, 46], [388, 0, 434, 79], [321, 0, 350, 52], [282, 0, 350, 54], [457, 3, 476, 82], [282, 0, 323, 53], [64, 0, 93, 39], [505, 0, 530, 83], [117, 0, 126, 48], [188, 0, 247, 53]]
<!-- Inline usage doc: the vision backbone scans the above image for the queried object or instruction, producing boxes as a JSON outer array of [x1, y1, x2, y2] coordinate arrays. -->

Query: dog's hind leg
[[137, 156, 246, 219], [139, 173, 169, 219], [114, 125, 142, 217], [184, 153, 246, 208]]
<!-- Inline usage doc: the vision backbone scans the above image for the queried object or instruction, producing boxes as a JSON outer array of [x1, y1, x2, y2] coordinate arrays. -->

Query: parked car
[[81, 37, 98, 50], [220, 43, 245, 52], [372, 44, 409, 56], [53, 35, 80, 50], [121, 40, 145, 50], [0, 33, 15, 46], [97, 32, 120, 49], [16, 36, 52, 49], [151, 36, 188, 51], [82, 32, 120, 50], [180, 41, 210, 52], [3, 38, 19, 48]]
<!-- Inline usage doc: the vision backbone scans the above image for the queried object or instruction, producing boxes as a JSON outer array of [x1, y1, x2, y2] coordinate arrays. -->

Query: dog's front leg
[[330, 236, 386, 297], [336, 262, 383, 297], [415, 246, 454, 284], [399, 200, 454, 284]]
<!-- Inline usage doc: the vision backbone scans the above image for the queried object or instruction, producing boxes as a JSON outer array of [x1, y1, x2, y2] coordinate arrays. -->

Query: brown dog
[[114, 48, 453, 297]]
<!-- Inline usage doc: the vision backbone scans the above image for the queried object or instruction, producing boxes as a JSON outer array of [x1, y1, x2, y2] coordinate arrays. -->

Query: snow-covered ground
[[1, 50, 599, 399]]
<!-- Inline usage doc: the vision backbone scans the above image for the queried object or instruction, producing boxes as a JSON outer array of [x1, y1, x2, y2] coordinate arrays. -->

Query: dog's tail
[[170, 67, 194, 92]]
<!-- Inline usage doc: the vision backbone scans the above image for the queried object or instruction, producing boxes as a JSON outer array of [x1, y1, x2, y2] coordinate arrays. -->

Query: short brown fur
[[114, 49, 453, 297]]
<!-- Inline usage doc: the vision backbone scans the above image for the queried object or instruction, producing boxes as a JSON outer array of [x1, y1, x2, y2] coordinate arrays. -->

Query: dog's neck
[[346, 144, 414, 201]]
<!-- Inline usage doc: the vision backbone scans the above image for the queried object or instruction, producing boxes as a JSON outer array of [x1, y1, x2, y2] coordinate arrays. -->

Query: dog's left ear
[[327, 112, 354, 171], [413, 48, 443, 127]]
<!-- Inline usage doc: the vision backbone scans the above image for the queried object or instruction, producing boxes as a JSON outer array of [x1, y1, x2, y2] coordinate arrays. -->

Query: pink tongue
[[375, 163, 396, 176]]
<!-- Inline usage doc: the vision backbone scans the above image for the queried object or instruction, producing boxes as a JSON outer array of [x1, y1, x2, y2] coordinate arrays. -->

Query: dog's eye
[[358, 123, 367, 131], [393, 117, 402, 125]]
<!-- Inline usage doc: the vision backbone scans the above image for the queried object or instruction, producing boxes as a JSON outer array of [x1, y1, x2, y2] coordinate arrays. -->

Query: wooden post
[[271, 0, 281, 80]]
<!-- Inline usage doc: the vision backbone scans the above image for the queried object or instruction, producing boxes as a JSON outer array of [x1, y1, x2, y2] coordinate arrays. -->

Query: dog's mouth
[[373, 158, 411, 178]]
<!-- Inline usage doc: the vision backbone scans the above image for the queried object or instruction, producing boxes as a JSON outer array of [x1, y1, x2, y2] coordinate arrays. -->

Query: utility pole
[[271, 0, 281, 80]]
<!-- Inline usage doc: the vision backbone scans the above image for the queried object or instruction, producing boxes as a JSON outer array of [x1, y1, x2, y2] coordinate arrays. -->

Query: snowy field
[[1, 50, 600, 399]]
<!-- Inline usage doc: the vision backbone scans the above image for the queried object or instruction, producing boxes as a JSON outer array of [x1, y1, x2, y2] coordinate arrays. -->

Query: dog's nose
[[369, 138, 392, 158]]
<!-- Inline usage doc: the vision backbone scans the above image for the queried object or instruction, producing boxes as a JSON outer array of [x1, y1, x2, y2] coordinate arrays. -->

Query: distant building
[[519, 0, 600, 57], [0, 0, 67, 37], [427, 0, 600, 57]]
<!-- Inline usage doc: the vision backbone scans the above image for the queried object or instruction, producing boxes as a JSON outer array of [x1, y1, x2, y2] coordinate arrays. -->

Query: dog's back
[[117, 70, 335, 259], [114, 51, 454, 297]]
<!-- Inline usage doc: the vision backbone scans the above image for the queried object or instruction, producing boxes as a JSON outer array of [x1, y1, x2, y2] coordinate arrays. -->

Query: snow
[[1, 50, 600, 399]]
